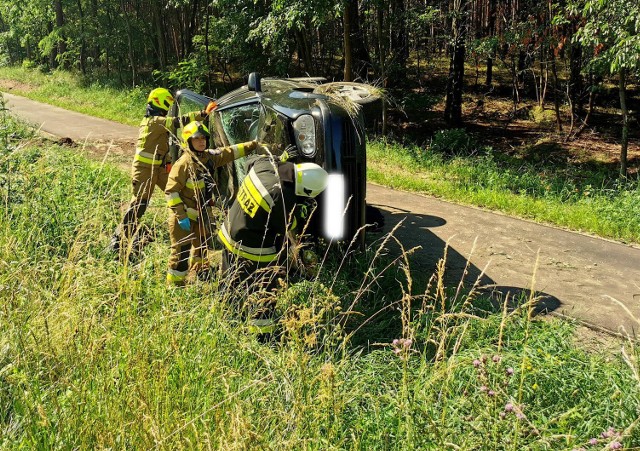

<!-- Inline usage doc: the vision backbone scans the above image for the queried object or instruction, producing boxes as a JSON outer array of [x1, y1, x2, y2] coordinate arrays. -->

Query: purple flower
[[499, 411, 506, 419], [473, 359, 482, 368], [492, 355, 501, 363], [516, 413, 525, 420], [479, 385, 488, 392], [602, 427, 616, 438], [392, 339, 399, 346], [610, 442, 622, 450], [488, 390, 496, 397], [504, 403, 514, 412], [506, 367, 514, 376], [589, 438, 598, 445], [481, 355, 488, 363]]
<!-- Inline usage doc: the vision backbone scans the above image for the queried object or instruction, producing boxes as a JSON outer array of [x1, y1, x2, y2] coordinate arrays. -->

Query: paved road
[[4, 91, 640, 336]]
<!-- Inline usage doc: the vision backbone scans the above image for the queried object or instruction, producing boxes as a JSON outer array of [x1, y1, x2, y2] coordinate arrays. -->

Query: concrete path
[[4, 91, 640, 337]]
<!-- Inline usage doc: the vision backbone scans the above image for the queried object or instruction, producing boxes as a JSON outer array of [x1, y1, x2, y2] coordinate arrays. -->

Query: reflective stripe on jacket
[[134, 111, 206, 168], [219, 155, 302, 264]]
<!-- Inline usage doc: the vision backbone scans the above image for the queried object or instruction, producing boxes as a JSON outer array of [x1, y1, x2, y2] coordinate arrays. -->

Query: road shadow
[[348, 204, 562, 347]]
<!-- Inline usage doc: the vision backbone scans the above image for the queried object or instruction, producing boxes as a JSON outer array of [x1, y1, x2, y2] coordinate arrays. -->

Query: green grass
[[2, 108, 640, 449], [368, 139, 640, 244], [0, 66, 144, 125]]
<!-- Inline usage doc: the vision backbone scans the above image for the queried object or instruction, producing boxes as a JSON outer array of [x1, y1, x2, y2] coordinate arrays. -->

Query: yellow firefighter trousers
[[119, 163, 170, 239], [166, 210, 215, 286]]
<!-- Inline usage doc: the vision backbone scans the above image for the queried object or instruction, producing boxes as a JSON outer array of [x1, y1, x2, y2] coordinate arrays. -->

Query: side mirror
[[248, 72, 262, 93]]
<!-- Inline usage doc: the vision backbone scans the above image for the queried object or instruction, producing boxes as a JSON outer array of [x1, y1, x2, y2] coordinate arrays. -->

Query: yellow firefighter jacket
[[134, 111, 206, 168], [165, 141, 259, 221]]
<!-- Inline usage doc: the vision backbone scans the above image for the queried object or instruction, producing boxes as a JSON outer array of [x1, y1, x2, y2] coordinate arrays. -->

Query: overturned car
[[169, 74, 380, 248]]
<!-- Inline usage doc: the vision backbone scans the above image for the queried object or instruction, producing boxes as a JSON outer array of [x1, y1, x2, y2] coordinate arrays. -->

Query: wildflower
[[391, 338, 412, 358], [505, 403, 514, 412], [588, 438, 598, 445], [516, 413, 525, 420], [532, 383, 539, 390], [610, 442, 622, 450], [473, 359, 482, 368], [488, 390, 496, 397], [492, 355, 501, 363], [506, 367, 514, 376], [602, 427, 616, 438], [499, 411, 506, 419], [481, 355, 488, 364], [479, 385, 488, 392]]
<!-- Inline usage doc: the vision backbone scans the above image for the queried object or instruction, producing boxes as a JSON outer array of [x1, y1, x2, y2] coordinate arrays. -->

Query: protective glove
[[279, 144, 298, 162], [177, 217, 191, 232], [205, 101, 217, 114]]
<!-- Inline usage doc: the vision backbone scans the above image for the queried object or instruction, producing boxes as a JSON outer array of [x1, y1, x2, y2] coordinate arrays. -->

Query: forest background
[[0, 0, 638, 176]]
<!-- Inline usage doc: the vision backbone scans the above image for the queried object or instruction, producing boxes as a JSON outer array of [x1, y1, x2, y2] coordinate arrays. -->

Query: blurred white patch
[[323, 174, 346, 240]]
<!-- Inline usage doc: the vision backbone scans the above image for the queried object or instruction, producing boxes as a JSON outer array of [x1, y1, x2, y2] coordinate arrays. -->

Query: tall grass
[[1, 111, 640, 449], [368, 139, 640, 244]]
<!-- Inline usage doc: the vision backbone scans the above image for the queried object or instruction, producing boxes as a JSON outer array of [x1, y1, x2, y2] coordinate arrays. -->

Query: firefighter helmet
[[182, 121, 210, 142], [294, 163, 328, 198], [147, 88, 174, 111]]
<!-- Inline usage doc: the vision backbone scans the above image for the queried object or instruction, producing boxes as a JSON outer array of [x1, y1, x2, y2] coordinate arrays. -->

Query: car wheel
[[315, 82, 381, 105], [315, 82, 383, 130]]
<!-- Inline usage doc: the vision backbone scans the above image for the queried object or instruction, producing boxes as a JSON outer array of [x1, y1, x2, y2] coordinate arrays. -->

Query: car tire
[[315, 82, 381, 105], [315, 82, 383, 130]]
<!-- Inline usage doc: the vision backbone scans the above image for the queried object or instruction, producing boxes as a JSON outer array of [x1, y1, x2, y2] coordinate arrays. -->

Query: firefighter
[[166, 121, 259, 286], [109, 87, 217, 258], [217, 153, 329, 336]]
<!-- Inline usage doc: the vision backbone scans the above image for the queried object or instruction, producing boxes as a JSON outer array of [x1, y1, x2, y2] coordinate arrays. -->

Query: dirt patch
[[0, 79, 35, 93]]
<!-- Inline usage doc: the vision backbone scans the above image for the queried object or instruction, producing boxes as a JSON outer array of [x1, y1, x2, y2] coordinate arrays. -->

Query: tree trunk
[[76, 0, 86, 74], [388, 0, 407, 85], [550, 46, 562, 132], [445, 0, 467, 125], [377, 2, 387, 134], [120, 0, 137, 86], [619, 69, 629, 177], [569, 40, 583, 117], [343, 1, 353, 82], [485, 56, 493, 86], [154, 4, 167, 71], [53, 0, 66, 68]]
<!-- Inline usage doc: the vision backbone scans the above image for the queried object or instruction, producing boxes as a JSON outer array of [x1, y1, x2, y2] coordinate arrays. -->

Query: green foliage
[[429, 128, 479, 156], [570, 0, 640, 75], [528, 106, 557, 124]]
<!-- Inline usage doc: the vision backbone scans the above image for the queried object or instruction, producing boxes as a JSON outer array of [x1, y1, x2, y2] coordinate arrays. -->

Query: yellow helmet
[[182, 121, 210, 142], [147, 88, 174, 111]]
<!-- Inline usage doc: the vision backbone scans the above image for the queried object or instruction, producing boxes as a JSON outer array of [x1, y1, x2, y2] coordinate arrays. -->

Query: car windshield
[[219, 103, 291, 182]]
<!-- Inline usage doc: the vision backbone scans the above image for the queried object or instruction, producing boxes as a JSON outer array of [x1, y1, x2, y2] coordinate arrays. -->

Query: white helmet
[[294, 162, 328, 198]]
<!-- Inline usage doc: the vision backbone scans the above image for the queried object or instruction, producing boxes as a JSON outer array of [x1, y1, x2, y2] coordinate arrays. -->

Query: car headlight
[[293, 114, 316, 157]]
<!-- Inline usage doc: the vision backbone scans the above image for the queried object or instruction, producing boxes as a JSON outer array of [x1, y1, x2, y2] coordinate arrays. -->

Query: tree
[[570, 0, 640, 177], [444, 0, 468, 125]]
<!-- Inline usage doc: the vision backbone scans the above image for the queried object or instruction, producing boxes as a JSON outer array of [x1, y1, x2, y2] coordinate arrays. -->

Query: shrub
[[430, 128, 478, 156]]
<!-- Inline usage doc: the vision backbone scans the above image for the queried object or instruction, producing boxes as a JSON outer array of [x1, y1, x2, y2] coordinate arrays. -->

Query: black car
[[169, 74, 380, 248]]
